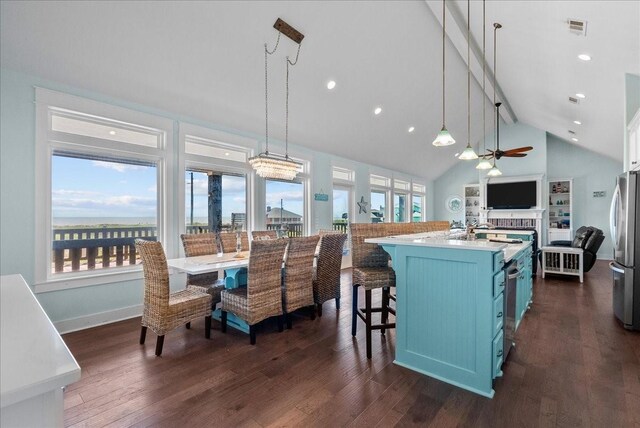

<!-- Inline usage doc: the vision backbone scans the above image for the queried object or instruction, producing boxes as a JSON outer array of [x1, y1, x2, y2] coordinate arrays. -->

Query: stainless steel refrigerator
[[609, 171, 640, 330]]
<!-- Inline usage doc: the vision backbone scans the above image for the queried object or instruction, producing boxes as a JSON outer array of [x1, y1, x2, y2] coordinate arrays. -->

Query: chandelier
[[248, 18, 304, 181]]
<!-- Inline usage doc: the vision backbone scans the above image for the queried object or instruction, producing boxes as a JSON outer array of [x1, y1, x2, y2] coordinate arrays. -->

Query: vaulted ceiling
[[1, 1, 638, 180]]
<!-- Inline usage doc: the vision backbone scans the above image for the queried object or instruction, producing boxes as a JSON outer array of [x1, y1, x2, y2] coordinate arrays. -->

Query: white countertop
[[1, 274, 81, 408], [366, 233, 532, 262]]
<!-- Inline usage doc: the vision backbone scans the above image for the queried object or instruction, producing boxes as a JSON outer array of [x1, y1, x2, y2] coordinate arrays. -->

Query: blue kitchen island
[[366, 233, 533, 398]]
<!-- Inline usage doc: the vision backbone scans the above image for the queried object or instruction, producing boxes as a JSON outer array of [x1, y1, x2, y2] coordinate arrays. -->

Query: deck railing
[[52, 221, 348, 273]]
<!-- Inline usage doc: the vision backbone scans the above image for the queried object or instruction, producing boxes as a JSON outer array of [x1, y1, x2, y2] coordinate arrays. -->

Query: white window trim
[[34, 88, 174, 292]]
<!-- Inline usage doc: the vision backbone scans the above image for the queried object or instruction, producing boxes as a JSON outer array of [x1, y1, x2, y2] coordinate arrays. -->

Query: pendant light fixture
[[459, 0, 478, 160], [486, 22, 502, 177], [248, 18, 303, 181], [432, 0, 456, 147], [476, 0, 492, 169]]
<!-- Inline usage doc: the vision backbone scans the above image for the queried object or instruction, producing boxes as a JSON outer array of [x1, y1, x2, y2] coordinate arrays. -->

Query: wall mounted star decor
[[357, 196, 368, 214]]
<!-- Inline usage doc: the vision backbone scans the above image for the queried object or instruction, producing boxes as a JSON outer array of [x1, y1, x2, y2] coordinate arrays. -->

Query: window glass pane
[[370, 174, 390, 187], [185, 171, 246, 233], [413, 183, 426, 193], [394, 180, 410, 191], [394, 193, 407, 222], [51, 153, 157, 274], [370, 191, 386, 223], [333, 167, 354, 182], [51, 113, 159, 148], [185, 138, 247, 162], [333, 188, 349, 233], [412, 195, 423, 222], [266, 179, 304, 236]]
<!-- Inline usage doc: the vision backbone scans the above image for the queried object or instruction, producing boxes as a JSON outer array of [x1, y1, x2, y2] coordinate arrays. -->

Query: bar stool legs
[[351, 283, 396, 359]]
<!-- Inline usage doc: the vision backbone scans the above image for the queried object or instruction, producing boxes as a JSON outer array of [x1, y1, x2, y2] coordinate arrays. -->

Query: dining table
[[166, 251, 251, 333]]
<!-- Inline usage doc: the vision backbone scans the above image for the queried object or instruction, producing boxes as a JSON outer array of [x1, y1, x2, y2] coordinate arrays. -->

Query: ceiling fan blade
[[502, 146, 533, 154], [504, 153, 528, 158]]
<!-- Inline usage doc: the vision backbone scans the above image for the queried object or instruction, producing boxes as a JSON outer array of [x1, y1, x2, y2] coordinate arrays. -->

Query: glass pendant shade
[[476, 158, 493, 170], [459, 143, 478, 160], [248, 153, 302, 181], [487, 163, 502, 177], [432, 127, 456, 147]]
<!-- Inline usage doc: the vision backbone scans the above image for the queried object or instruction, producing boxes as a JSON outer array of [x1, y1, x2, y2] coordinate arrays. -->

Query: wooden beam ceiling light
[[248, 18, 305, 181]]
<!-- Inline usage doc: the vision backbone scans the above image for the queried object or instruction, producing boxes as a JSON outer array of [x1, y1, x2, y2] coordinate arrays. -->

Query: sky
[[51, 155, 305, 224]]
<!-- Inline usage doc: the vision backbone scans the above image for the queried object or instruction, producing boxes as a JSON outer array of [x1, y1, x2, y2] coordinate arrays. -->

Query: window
[[370, 190, 387, 223], [333, 166, 354, 182], [180, 125, 254, 240], [333, 186, 351, 233], [412, 195, 424, 222], [412, 182, 426, 222], [35, 88, 173, 289], [394, 193, 408, 222], [266, 179, 305, 237], [185, 171, 246, 233]]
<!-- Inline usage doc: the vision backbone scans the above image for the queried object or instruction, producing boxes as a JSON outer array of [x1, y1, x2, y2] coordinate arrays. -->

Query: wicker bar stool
[[349, 223, 397, 359], [220, 239, 288, 345], [313, 232, 347, 316], [282, 235, 320, 328], [135, 239, 212, 356], [180, 233, 226, 312], [252, 230, 278, 241], [220, 231, 250, 253]]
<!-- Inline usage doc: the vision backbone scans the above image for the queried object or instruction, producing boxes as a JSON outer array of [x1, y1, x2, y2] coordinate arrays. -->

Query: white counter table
[[1, 274, 81, 427]]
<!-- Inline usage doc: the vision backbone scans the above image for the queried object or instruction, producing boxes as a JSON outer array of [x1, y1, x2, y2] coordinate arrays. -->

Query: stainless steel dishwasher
[[504, 259, 519, 360]]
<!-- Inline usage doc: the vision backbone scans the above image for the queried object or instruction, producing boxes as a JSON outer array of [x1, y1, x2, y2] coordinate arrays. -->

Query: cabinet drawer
[[493, 270, 505, 297], [493, 251, 505, 272], [493, 293, 504, 337], [492, 329, 504, 379]]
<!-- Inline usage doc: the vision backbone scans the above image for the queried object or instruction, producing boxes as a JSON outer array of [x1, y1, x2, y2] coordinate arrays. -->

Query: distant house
[[371, 209, 384, 223], [266, 206, 302, 225]]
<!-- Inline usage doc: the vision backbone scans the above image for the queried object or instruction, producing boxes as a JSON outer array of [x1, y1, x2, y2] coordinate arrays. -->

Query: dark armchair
[[547, 226, 605, 272]]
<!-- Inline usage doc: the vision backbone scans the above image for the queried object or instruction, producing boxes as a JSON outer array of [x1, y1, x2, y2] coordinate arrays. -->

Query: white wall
[[0, 68, 433, 331]]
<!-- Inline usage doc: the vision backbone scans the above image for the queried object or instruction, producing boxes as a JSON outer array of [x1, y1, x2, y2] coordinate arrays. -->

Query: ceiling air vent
[[569, 96, 579, 104], [568, 130, 576, 135], [568, 18, 587, 36]]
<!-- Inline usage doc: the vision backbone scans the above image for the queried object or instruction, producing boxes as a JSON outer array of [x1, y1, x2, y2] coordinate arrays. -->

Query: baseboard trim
[[54, 304, 142, 334]]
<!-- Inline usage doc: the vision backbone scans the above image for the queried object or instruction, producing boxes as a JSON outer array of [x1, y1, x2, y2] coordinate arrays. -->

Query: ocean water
[[52, 217, 228, 226]]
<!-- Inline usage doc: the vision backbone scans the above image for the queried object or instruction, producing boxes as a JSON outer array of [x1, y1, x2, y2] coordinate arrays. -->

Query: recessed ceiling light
[[571, 137, 579, 142], [374, 107, 382, 115], [224, 152, 230, 156], [408, 126, 415, 133], [109, 130, 116, 135], [454, 152, 460, 158], [578, 54, 592, 61], [327, 80, 336, 90], [576, 93, 586, 99], [573, 120, 582, 125]]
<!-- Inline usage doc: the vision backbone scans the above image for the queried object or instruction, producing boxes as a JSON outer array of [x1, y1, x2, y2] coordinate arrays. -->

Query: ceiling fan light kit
[[248, 18, 304, 181]]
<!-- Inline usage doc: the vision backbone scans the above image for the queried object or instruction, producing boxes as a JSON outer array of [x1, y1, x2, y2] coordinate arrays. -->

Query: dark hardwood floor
[[62, 260, 640, 427]]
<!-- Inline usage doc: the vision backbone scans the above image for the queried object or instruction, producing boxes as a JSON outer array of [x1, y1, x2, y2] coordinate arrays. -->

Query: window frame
[[411, 181, 426, 222], [34, 88, 174, 292], [178, 123, 255, 253]]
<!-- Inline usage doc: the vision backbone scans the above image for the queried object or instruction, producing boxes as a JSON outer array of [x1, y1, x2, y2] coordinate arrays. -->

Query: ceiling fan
[[481, 102, 533, 160]]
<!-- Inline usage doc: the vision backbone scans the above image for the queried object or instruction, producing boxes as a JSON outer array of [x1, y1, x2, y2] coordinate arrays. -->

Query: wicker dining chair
[[135, 239, 212, 356], [349, 223, 397, 359], [252, 230, 278, 241], [220, 231, 250, 253], [313, 232, 347, 316], [180, 232, 225, 311], [282, 235, 320, 329], [220, 239, 288, 345]]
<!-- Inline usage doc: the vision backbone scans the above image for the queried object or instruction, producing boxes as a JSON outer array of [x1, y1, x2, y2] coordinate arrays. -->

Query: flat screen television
[[486, 181, 537, 209]]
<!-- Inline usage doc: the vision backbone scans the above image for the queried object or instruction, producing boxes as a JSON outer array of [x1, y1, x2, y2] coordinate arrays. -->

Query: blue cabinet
[[377, 240, 533, 398]]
